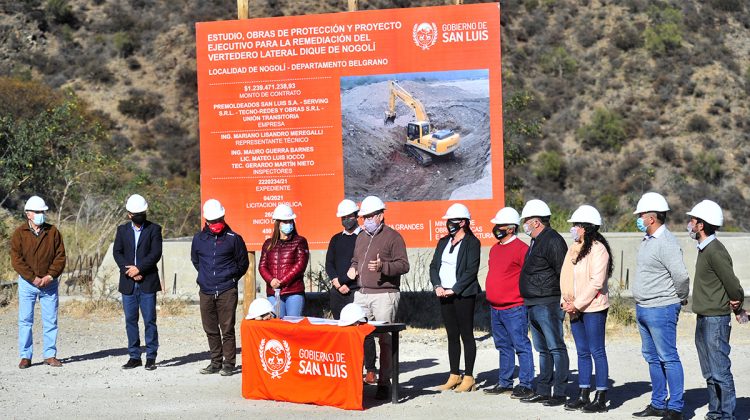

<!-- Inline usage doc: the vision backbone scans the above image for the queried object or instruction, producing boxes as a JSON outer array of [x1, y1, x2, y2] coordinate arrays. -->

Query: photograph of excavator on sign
[[341, 69, 491, 202]]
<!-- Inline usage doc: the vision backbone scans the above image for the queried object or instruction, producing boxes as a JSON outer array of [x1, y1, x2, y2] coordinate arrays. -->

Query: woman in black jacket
[[430, 203, 481, 393]]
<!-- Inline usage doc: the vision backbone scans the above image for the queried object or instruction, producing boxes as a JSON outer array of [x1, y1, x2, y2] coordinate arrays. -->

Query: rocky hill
[[1, 0, 748, 231]]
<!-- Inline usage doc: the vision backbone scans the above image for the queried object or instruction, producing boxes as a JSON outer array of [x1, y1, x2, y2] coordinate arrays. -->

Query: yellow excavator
[[384, 80, 460, 166]]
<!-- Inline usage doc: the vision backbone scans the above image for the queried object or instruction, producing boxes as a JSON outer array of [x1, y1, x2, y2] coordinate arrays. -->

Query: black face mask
[[447, 220, 462, 236], [131, 213, 147, 225], [493, 225, 508, 240], [341, 216, 358, 231]]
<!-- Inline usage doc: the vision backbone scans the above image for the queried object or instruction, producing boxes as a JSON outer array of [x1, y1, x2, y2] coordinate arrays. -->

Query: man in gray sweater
[[631, 192, 689, 420]]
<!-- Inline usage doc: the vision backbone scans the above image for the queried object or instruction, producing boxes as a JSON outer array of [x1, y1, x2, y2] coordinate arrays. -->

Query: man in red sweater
[[483, 207, 535, 399]]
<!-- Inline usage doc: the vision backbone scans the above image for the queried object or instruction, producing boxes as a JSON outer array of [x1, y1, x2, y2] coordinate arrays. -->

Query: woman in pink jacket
[[560, 205, 613, 413]]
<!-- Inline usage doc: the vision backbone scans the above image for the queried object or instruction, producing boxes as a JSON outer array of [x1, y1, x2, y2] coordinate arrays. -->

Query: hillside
[[1, 0, 749, 231]]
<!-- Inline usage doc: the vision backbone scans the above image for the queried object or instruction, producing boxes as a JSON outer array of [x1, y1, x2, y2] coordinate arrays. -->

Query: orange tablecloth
[[241, 318, 376, 410]]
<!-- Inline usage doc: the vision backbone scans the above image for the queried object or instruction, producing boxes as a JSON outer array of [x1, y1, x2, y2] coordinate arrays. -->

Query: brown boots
[[454, 375, 476, 393], [437, 374, 462, 391]]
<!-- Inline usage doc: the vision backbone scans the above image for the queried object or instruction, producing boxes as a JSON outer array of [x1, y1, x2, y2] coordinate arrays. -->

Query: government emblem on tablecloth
[[413, 22, 438, 50], [259, 338, 292, 379]]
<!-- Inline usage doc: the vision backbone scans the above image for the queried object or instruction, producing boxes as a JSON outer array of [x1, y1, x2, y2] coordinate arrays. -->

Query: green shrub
[[577, 108, 627, 152], [690, 151, 724, 184], [533, 150, 566, 184], [45, 0, 77, 26], [113, 31, 139, 57], [611, 22, 643, 51], [539, 46, 578, 77], [710, 0, 743, 12], [687, 115, 711, 133], [644, 5, 683, 55], [117, 90, 163, 122]]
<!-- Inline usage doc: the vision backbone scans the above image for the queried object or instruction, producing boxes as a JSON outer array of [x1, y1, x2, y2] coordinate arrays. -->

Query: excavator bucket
[[384, 112, 396, 125]]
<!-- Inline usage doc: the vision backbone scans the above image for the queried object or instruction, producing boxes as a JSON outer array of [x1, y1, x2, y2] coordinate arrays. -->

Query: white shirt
[[697, 234, 716, 251], [438, 240, 462, 289]]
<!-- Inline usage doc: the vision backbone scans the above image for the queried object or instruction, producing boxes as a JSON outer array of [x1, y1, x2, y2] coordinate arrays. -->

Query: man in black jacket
[[113, 194, 163, 371], [517, 199, 569, 406], [191, 199, 249, 376]]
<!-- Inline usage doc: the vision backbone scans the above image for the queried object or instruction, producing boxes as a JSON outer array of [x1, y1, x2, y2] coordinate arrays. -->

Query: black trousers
[[199, 288, 238, 367], [330, 288, 376, 371], [440, 294, 477, 376]]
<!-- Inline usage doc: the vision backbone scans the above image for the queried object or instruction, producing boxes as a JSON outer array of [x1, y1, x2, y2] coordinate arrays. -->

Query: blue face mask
[[32, 213, 45, 226], [636, 217, 647, 232], [280, 222, 294, 235]]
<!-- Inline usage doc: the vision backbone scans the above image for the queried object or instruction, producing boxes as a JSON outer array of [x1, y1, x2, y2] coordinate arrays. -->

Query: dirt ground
[[0, 304, 748, 419], [341, 79, 491, 202]]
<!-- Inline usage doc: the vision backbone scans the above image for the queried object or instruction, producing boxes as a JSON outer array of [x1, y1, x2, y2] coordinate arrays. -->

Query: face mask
[[341, 217, 358, 231], [446, 220, 461, 236], [363, 218, 380, 234], [636, 217, 648, 233], [280, 222, 294, 235], [570, 227, 581, 242], [131, 213, 146, 225], [493, 225, 508, 240], [208, 221, 226, 234], [687, 222, 698, 240], [32, 213, 45, 226], [522, 222, 532, 236]]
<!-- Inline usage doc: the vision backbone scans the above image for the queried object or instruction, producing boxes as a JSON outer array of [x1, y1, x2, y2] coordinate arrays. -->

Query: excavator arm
[[384, 81, 429, 124]]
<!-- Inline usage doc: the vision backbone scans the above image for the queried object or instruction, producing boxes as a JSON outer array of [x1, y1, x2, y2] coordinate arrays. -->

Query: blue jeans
[[122, 282, 159, 360], [527, 301, 569, 396], [636, 303, 684, 412], [18, 277, 59, 359], [570, 309, 609, 390], [490, 305, 534, 388], [268, 293, 305, 317], [695, 315, 735, 419]]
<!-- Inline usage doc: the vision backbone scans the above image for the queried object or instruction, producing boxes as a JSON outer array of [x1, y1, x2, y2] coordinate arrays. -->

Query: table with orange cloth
[[241, 318, 377, 410]]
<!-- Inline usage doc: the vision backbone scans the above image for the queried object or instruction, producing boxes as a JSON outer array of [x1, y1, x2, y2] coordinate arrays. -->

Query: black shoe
[[582, 390, 608, 413], [122, 359, 142, 369], [374, 385, 390, 400], [220, 366, 234, 376], [510, 386, 535, 399], [661, 410, 683, 420], [483, 385, 514, 395], [144, 359, 157, 371], [521, 393, 549, 403], [543, 396, 567, 407], [200, 364, 221, 374], [633, 404, 667, 417], [565, 388, 591, 411]]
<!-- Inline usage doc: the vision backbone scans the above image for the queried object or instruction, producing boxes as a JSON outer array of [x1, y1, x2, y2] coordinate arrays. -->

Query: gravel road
[[0, 305, 748, 419]]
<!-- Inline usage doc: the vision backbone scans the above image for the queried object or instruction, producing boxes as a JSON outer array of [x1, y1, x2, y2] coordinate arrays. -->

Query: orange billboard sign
[[196, 3, 503, 250]]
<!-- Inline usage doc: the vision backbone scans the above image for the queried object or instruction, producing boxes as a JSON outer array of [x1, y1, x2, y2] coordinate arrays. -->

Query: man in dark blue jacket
[[517, 199, 569, 407], [113, 194, 163, 371], [191, 199, 249, 376]]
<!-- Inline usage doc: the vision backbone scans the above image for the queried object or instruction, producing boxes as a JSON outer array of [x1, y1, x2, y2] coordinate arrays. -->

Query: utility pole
[[237, 0, 256, 318]]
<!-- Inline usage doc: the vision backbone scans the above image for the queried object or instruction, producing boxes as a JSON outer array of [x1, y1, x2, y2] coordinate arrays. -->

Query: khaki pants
[[354, 291, 400, 385]]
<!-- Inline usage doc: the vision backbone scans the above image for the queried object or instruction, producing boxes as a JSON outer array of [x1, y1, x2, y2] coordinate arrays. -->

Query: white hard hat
[[442, 203, 471, 220], [520, 199, 551, 219], [125, 194, 148, 213], [633, 192, 670, 214], [336, 199, 359, 217], [202, 199, 225, 221], [568, 205, 603, 226], [491, 207, 521, 225], [686, 200, 723, 227], [272, 203, 296, 220], [338, 303, 367, 326], [24, 195, 48, 212], [246, 298, 275, 320], [358, 195, 385, 216]]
